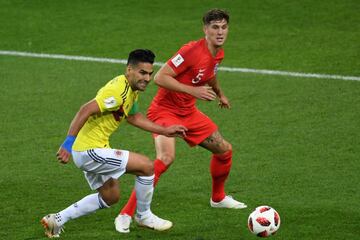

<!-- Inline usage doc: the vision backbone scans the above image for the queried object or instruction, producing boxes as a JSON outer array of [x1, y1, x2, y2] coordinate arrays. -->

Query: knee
[[141, 157, 154, 176], [98, 179, 120, 206], [211, 142, 233, 166], [109, 194, 120, 205], [158, 153, 175, 167], [212, 141, 232, 155], [219, 141, 232, 154], [101, 191, 120, 206]]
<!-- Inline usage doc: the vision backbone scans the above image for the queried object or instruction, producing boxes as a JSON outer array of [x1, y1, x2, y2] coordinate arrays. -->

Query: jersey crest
[[214, 63, 219, 75]]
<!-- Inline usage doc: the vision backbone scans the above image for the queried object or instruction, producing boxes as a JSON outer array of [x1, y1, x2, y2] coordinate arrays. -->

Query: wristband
[[61, 135, 76, 153]]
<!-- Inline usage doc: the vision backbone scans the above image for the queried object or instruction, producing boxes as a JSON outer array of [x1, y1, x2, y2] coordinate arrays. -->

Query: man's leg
[[119, 160, 170, 216], [41, 148, 129, 238], [115, 150, 174, 233], [41, 179, 116, 238], [199, 131, 247, 209], [118, 136, 176, 217]]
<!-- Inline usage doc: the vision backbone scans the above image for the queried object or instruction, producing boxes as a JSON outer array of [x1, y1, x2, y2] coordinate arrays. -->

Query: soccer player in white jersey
[[40, 49, 187, 238]]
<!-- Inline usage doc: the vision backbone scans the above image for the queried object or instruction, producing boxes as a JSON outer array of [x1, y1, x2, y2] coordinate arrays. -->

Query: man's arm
[[208, 77, 231, 109], [126, 112, 187, 138], [56, 99, 101, 163], [154, 64, 217, 101]]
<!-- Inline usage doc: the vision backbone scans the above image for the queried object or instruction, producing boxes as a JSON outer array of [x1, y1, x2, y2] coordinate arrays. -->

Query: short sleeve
[[167, 42, 196, 75], [95, 85, 123, 112]]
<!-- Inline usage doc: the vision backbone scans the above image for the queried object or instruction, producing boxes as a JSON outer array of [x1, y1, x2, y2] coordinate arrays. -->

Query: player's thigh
[[154, 135, 176, 166], [183, 109, 217, 146], [126, 152, 153, 176], [199, 130, 231, 154]]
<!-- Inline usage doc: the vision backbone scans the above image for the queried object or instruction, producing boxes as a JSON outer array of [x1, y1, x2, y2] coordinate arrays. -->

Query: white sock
[[55, 193, 109, 226], [135, 175, 154, 219]]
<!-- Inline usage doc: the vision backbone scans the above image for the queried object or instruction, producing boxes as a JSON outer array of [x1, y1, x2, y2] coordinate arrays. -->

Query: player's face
[[127, 62, 154, 91], [204, 19, 229, 47]]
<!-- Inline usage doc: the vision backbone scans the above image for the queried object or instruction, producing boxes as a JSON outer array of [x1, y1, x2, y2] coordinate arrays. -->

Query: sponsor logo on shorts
[[115, 150, 123, 157]]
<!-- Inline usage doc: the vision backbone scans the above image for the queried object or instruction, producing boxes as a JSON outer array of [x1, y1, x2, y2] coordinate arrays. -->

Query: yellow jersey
[[73, 75, 139, 151]]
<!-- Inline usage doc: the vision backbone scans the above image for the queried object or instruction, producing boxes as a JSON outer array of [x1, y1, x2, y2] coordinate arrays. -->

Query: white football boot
[[210, 195, 247, 209], [40, 214, 64, 238], [114, 214, 132, 233], [135, 212, 173, 231]]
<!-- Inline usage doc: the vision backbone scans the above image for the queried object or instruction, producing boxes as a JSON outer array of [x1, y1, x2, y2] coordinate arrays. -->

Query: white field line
[[1, 50, 359, 81]]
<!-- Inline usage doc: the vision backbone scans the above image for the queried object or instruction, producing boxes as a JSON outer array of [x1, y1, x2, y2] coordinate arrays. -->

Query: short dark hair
[[202, 8, 229, 25], [127, 49, 155, 66]]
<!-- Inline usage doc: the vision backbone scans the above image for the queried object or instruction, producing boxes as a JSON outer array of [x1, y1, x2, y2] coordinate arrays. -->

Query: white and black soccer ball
[[248, 206, 280, 237]]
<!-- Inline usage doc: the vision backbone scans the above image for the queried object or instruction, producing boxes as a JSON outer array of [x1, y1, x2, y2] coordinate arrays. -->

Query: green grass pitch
[[1, 1, 359, 239]]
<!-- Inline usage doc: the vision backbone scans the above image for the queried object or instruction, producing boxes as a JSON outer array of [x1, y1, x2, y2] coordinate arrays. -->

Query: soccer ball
[[248, 206, 280, 237]]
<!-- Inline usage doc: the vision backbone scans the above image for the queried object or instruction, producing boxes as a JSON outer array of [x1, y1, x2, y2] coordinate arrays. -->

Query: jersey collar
[[201, 38, 224, 60]]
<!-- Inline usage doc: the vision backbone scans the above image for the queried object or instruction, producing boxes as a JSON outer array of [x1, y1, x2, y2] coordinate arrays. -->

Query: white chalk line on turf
[[1, 50, 359, 82]]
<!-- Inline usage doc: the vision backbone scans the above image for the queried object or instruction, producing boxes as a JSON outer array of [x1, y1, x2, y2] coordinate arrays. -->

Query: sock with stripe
[[120, 159, 168, 216], [134, 174, 154, 219], [210, 150, 233, 202], [55, 193, 109, 226]]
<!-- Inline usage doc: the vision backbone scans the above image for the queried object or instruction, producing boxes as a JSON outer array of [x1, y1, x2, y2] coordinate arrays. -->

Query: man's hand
[[56, 135, 76, 164], [218, 95, 231, 109], [56, 147, 71, 164], [189, 86, 217, 101], [163, 125, 188, 138]]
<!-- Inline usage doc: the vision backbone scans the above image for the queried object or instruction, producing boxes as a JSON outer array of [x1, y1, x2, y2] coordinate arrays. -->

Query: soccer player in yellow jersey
[[40, 49, 187, 238]]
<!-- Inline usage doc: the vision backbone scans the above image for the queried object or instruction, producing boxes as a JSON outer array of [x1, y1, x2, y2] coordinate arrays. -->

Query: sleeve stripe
[[120, 82, 130, 102]]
